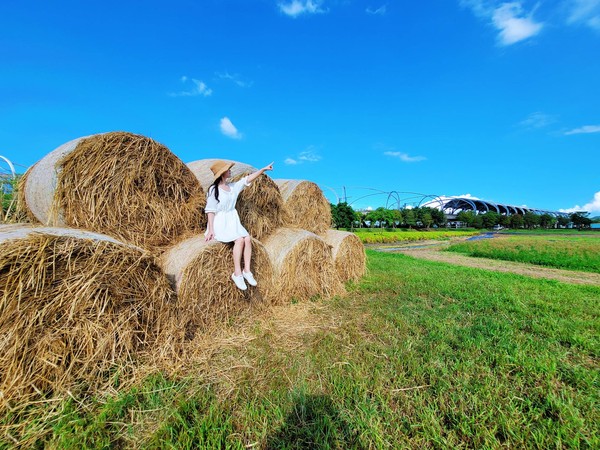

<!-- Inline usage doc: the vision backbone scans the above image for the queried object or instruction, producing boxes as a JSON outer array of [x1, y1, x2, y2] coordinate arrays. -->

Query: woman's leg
[[232, 237, 244, 275], [242, 235, 252, 273]]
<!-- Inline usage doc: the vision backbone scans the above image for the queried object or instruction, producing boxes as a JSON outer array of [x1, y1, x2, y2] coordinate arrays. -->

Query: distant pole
[[343, 186, 347, 203]]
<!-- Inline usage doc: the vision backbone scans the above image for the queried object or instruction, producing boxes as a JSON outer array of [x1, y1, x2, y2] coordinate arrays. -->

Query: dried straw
[[21, 132, 205, 250], [0, 225, 179, 411], [261, 227, 345, 303], [274, 179, 331, 235], [322, 229, 367, 283], [187, 159, 284, 240], [159, 235, 275, 337]]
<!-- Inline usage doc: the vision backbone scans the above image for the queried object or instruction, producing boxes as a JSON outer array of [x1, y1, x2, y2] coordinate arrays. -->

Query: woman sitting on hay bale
[[204, 160, 274, 290]]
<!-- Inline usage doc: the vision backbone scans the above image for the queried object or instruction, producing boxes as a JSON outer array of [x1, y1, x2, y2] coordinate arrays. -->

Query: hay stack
[[274, 179, 331, 235], [20, 131, 205, 249], [159, 235, 275, 336], [0, 225, 179, 408], [187, 159, 284, 240], [261, 227, 344, 303], [323, 230, 367, 283]]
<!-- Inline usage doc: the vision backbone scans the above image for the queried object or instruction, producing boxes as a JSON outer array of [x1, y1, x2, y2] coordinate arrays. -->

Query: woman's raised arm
[[247, 162, 274, 183]]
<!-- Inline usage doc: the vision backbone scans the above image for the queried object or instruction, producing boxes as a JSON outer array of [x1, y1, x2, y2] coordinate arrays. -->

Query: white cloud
[[384, 151, 426, 162], [560, 191, 600, 213], [169, 77, 212, 97], [460, 0, 488, 16], [366, 4, 387, 15], [461, 1, 543, 45], [285, 146, 321, 164], [492, 3, 544, 45], [520, 111, 556, 129], [279, 0, 326, 17], [457, 193, 481, 199], [298, 149, 321, 162], [566, 0, 600, 30], [564, 124, 600, 135], [216, 71, 252, 88], [220, 117, 242, 139]]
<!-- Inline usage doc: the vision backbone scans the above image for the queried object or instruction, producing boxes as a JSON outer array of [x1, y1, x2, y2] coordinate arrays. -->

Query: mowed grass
[[3, 250, 599, 449], [353, 229, 479, 244], [446, 234, 600, 273]]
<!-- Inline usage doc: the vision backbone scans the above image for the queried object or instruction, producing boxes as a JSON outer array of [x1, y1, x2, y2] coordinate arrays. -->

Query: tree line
[[330, 203, 447, 229], [330, 202, 595, 230]]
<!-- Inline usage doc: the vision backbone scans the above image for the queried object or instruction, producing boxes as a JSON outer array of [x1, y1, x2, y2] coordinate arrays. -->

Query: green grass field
[[501, 229, 593, 235], [446, 234, 600, 273], [3, 245, 598, 449]]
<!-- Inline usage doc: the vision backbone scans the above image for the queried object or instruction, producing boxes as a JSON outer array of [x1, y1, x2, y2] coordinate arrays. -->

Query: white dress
[[205, 176, 251, 243]]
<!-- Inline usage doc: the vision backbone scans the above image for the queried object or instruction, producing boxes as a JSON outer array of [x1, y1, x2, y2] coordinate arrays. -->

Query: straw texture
[[21, 132, 205, 250], [261, 227, 345, 303], [187, 159, 284, 240], [159, 235, 275, 337], [274, 179, 332, 235], [0, 225, 179, 410], [323, 229, 367, 283]]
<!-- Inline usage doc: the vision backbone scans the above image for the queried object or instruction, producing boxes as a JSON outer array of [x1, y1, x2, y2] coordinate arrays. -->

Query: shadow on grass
[[265, 393, 364, 450]]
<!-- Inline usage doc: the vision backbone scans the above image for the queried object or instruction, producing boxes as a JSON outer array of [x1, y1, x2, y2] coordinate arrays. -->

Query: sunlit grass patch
[[446, 234, 600, 273], [353, 229, 479, 244]]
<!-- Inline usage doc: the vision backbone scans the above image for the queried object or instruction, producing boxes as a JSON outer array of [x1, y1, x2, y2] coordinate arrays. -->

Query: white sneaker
[[231, 273, 247, 290], [243, 271, 257, 286]]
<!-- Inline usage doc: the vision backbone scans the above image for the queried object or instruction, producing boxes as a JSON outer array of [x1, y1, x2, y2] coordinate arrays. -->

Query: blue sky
[[1, 0, 599, 214]]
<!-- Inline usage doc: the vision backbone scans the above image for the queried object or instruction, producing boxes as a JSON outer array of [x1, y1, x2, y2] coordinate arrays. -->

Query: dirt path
[[390, 245, 600, 286]]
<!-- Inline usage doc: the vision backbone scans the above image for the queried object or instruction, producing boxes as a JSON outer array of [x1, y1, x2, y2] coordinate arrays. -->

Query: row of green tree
[[331, 203, 447, 229], [330, 202, 595, 230]]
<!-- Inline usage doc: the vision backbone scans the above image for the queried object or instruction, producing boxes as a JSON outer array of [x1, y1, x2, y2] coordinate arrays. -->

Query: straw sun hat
[[210, 160, 234, 181]]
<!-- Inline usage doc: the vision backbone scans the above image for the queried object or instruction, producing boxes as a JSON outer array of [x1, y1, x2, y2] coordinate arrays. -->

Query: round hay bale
[[274, 179, 332, 235], [21, 132, 205, 249], [187, 159, 284, 240], [159, 235, 275, 337], [261, 227, 345, 303], [323, 230, 367, 283], [0, 226, 179, 409]]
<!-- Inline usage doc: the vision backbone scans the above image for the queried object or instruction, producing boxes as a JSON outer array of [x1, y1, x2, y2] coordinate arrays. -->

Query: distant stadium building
[[420, 196, 570, 226]]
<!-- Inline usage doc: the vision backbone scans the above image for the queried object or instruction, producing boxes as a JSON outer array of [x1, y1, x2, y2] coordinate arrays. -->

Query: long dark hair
[[209, 175, 223, 203]]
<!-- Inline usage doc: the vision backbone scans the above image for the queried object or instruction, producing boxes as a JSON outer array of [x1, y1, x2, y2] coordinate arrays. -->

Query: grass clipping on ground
[[0, 225, 180, 412], [187, 159, 284, 240], [323, 229, 367, 283], [21, 132, 205, 250], [274, 179, 332, 235], [159, 235, 276, 337], [262, 227, 345, 303]]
